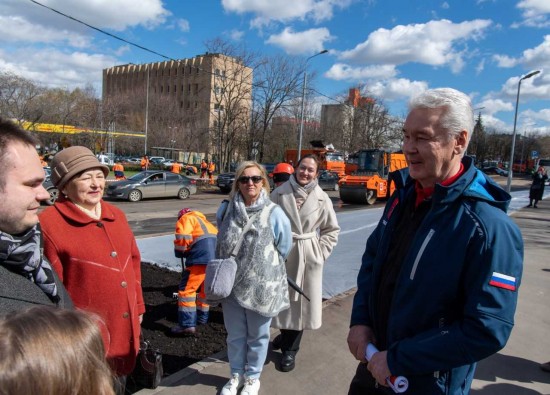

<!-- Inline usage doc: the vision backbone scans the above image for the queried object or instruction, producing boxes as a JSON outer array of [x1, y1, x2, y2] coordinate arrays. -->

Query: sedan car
[[41, 167, 59, 206], [42, 176, 59, 205], [216, 172, 235, 194], [318, 170, 340, 191], [105, 171, 197, 202]]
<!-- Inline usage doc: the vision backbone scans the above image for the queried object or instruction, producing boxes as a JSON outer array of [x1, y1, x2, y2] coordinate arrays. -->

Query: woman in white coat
[[270, 154, 340, 372]]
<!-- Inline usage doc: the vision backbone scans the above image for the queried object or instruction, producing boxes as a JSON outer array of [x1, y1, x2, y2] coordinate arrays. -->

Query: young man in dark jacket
[[347, 88, 523, 395], [0, 118, 72, 313]]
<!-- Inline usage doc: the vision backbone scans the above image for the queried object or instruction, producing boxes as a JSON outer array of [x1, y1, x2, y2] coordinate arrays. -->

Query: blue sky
[[1, 0, 549, 134]]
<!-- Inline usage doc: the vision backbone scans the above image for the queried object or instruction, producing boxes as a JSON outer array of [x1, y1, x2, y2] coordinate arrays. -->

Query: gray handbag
[[205, 212, 260, 301]]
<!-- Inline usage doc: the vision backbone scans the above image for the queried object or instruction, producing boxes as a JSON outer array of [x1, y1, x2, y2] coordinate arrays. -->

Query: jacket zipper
[[409, 228, 435, 280]]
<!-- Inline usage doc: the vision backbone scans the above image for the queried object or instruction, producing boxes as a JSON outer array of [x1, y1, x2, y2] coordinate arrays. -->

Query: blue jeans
[[222, 298, 272, 380]]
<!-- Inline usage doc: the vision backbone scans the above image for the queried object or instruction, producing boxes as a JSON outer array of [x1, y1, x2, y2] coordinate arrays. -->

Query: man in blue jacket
[[347, 88, 523, 394]]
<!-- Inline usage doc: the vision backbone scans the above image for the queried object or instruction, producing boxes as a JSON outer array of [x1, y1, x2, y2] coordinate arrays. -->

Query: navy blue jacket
[[351, 157, 523, 394]]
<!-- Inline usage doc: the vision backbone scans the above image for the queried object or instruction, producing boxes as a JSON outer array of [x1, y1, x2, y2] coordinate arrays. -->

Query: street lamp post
[[297, 49, 328, 161], [505, 70, 540, 192], [144, 65, 150, 156]]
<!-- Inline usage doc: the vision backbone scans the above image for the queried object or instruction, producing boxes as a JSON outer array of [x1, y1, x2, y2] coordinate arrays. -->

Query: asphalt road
[[104, 189, 378, 237]]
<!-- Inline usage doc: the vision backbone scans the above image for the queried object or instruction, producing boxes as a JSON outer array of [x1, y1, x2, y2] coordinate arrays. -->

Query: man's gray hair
[[0, 117, 39, 190], [408, 88, 474, 144]]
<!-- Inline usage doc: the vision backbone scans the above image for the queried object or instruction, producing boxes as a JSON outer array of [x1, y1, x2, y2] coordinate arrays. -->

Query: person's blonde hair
[[0, 306, 115, 395], [229, 161, 271, 199]]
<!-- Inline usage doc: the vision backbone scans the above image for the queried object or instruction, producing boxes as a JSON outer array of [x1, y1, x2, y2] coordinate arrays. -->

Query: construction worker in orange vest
[[140, 155, 150, 171], [170, 161, 183, 174], [113, 162, 125, 180], [172, 208, 217, 335], [208, 161, 216, 185], [200, 159, 208, 179]]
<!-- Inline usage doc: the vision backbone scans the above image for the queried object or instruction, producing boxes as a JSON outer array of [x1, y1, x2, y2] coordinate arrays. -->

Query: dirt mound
[[127, 263, 227, 393]]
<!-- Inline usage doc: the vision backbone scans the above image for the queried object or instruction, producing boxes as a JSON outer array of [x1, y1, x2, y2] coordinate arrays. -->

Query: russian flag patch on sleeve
[[489, 272, 517, 291]]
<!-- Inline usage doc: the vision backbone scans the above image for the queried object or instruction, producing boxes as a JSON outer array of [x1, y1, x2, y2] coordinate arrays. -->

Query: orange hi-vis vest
[[174, 211, 217, 265]]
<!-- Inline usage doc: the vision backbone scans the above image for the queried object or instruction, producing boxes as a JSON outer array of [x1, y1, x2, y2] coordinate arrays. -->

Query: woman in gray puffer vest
[[216, 161, 292, 395]]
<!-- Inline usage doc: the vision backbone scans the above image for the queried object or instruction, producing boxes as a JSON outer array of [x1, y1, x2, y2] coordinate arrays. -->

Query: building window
[[188, 83, 191, 93], [187, 101, 190, 108], [168, 69, 170, 76], [195, 101, 198, 107], [160, 86, 163, 93], [196, 67, 199, 74], [215, 68, 220, 75], [167, 85, 169, 93], [194, 83, 199, 94], [174, 85, 177, 92], [180, 101, 184, 108]]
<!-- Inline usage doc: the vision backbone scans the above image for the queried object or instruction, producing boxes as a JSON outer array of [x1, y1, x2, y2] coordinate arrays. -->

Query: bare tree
[[251, 54, 303, 162], [205, 38, 257, 172], [0, 71, 45, 125]]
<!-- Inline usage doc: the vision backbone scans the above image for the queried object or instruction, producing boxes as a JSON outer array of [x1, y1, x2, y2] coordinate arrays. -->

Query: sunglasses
[[238, 176, 263, 184]]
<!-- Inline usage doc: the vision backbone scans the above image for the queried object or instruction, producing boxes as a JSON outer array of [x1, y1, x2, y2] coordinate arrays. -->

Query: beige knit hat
[[50, 146, 109, 190]]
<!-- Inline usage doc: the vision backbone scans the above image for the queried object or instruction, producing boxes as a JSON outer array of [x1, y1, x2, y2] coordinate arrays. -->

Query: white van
[[97, 154, 114, 166]]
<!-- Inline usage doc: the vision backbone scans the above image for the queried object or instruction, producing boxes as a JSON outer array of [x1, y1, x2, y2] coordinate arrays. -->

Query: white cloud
[[265, 27, 333, 55], [476, 98, 514, 115], [516, 0, 550, 28], [0, 15, 91, 47], [493, 35, 550, 71], [339, 19, 492, 73], [522, 35, 550, 70], [0, 0, 170, 35], [325, 63, 397, 81], [476, 59, 485, 74], [523, 108, 550, 124], [0, 47, 117, 91], [221, 0, 353, 27], [229, 29, 245, 41], [368, 78, 429, 102], [493, 54, 518, 68], [177, 19, 190, 32]]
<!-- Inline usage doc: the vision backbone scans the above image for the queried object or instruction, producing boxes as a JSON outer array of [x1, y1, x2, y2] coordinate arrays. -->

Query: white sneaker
[[241, 377, 261, 395], [220, 373, 244, 395]]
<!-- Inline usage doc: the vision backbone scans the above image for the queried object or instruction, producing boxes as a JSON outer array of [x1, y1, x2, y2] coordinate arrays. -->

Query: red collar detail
[[414, 163, 465, 207]]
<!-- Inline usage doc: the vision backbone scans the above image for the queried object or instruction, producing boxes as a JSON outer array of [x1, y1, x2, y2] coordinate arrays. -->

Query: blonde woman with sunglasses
[[215, 161, 292, 395]]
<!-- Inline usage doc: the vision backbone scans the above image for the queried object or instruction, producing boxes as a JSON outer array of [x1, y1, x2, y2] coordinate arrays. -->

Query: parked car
[[216, 172, 235, 194], [318, 170, 340, 191], [149, 156, 166, 164], [482, 166, 509, 177], [162, 159, 179, 168], [42, 168, 59, 206], [105, 171, 197, 202]]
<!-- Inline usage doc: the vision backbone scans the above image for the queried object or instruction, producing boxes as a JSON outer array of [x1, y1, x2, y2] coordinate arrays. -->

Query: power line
[[28, 0, 348, 108], [29, 0, 174, 61]]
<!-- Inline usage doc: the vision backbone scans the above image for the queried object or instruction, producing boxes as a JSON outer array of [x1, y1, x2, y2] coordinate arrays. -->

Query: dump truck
[[339, 149, 408, 205], [285, 140, 346, 177]]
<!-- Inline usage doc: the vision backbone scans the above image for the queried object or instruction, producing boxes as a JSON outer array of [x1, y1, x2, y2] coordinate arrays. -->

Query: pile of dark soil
[[127, 263, 227, 393]]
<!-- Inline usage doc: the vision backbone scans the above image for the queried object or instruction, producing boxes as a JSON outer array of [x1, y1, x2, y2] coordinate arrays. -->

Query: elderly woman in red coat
[[39, 146, 144, 393]]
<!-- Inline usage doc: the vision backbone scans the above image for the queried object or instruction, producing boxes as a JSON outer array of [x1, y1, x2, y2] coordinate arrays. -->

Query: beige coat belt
[[290, 231, 317, 301]]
